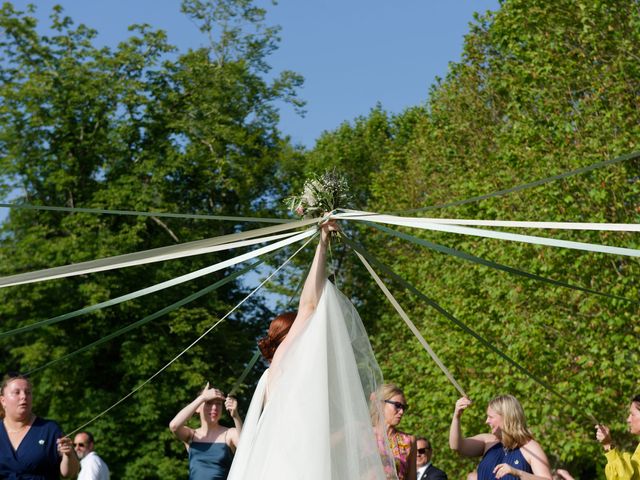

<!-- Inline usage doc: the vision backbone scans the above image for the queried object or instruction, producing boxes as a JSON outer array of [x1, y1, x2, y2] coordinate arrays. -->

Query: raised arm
[[297, 220, 337, 320], [169, 383, 225, 444], [270, 220, 337, 371], [225, 396, 243, 450], [449, 397, 491, 458]]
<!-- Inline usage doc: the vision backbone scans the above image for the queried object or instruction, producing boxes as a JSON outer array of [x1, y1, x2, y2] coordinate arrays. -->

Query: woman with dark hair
[[449, 395, 552, 480], [595, 394, 640, 479], [0, 373, 80, 479], [228, 220, 397, 480], [169, 383, 242, 480]]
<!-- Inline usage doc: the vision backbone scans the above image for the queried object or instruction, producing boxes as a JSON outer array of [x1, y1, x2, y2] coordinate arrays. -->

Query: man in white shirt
[[416, 436, 447, 480], [73, 431, 110, 480]]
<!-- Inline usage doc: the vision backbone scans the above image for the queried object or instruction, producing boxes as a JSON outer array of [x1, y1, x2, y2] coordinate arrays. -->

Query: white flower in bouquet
[[286, 169, 351, 218]]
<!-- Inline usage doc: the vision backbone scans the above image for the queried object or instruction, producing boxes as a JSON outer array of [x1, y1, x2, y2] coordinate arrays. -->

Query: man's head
[[416, 437, 433, 468], [73, 431, 95, 459]]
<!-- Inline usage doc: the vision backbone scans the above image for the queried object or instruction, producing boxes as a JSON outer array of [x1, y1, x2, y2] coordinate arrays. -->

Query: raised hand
[[320, 219, 339, 242], [595, 424, 613, 449], [200, 382, 225, 403], [454, 396, 473, 419], [225, 396, 239, 419], [57, 436, 74, 456]]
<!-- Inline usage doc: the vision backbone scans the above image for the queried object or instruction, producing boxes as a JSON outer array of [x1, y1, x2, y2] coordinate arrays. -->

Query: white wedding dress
[[228, 280, 397, 480]]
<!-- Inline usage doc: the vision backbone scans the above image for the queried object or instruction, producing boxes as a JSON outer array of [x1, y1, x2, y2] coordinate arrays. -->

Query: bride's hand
[[320, 219, 339, 242]]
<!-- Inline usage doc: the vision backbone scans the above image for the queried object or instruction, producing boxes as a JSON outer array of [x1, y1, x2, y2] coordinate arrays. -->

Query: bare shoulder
[[522, 438, 546, 454], [521, 439, 551, 469]]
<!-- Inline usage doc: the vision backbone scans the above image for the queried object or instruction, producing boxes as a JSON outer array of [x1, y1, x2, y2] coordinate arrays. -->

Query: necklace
[[3, 415, 34, 434]]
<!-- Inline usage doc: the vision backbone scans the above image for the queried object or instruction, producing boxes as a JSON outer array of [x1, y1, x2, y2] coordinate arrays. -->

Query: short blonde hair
[[488, 395, 533, 449]]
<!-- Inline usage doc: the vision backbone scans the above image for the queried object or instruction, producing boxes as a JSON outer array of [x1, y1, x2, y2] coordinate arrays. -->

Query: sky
[[8, 0, 500, 148]]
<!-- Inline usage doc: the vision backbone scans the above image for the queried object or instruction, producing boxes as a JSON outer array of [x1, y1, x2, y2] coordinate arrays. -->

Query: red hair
[[258, 312, 296, 361]]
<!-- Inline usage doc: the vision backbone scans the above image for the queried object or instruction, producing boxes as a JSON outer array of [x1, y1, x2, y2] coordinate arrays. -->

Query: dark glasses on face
[[417, 447, 430, 455], [73, 443, 86, 448], [384, 400, 408, 411]]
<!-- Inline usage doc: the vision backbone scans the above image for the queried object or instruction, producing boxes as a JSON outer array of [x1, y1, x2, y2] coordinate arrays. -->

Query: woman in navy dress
[[449, 395, 552, 480], [169, 383, 242, 480], [0, 374, 79, 479]]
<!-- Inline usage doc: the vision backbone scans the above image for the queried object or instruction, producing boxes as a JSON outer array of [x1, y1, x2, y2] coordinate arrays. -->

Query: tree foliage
[[300, 1, 640, 477], [2, 0, 640, 478], [0, 0, 302, 477]]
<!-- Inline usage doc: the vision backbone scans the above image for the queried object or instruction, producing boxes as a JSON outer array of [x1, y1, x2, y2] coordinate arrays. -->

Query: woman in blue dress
[[0, 373, 80, 479], [169, 383, 242, 480], [449, 395, 552, 480]]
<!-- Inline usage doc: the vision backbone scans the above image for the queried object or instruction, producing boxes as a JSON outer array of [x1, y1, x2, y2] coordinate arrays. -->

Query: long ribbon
[[347, 235, 466, 397], [365, 222, 635, 304], [0, 217, 319, 288], [340, 236, 599, 422], [338, 209, 640, 232], [65, 233, 317, 436], [396, 150, 640, 213], [227, 351, 262, 397], [0, 229, 316, 339], [335, 211, 640, 258], [26, 258, 266, 375], [0, 203, 292, 224]]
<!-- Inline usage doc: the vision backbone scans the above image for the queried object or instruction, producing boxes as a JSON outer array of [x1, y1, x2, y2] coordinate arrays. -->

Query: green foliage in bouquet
[[286, 169, 351, 218]]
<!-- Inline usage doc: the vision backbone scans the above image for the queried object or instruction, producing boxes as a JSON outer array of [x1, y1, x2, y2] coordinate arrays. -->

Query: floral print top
[[378, 429, 412, 480]]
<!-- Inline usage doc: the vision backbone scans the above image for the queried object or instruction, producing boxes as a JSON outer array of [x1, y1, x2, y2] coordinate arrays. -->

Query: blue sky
[[9, 0, 499, 148]]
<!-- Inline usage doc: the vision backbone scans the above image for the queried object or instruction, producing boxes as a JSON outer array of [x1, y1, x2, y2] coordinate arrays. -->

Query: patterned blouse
[[378, 429, 413, 480]]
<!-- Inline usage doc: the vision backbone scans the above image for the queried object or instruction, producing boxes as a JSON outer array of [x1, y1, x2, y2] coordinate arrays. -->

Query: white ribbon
[[333, 211, 640, 258], [0, 218, 318, 288], [66, 232, 317, 437], [351, 244, 466, 397]]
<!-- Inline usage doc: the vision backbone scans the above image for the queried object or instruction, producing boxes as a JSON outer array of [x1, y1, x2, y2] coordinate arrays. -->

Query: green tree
[[302, 1, 640, 477], [0, 1, 303, 477]]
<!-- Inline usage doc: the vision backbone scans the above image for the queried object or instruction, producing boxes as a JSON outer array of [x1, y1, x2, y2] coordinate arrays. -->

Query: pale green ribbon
[[340, 236, 598, 423], [0, 202, 292, 224], [346, 232, 466, 397], [0, 229, 316, 339], [0, 217, 318, 288], [365, 222, 635, 304], [26, 258, 266, 375], [65, 232, 317, 437], [334, 210, 640, 257], [396, 149, 640, 214]]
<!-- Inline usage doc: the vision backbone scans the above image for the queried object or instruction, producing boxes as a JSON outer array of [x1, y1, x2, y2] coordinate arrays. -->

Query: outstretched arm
[[271, 220, 337, 370]]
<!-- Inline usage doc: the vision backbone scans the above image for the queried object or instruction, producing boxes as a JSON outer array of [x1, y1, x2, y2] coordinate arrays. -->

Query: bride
[[227, 220, 398, 479]]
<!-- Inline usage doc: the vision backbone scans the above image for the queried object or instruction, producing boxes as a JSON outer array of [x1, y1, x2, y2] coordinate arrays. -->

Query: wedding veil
[[228, 280, 398, 479]]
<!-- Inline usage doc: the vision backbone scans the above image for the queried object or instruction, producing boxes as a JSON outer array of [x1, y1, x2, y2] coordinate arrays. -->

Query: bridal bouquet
[[286, 169, 351, 218]]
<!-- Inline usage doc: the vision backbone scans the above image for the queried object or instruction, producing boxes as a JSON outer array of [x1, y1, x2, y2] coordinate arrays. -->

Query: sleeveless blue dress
[[188, 442, 233, 480], [477, 442, 532, 480]]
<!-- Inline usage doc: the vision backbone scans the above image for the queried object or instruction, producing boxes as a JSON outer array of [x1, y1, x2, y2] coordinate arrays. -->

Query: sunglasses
[[417, 447, 431, 455], [384, 400, 409, 411], [73, 443, 86, 448]]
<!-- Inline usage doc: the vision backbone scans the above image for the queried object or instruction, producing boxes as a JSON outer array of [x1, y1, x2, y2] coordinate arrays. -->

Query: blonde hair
[[370, 383, 404, 425], [488, 394, 533, 449]]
